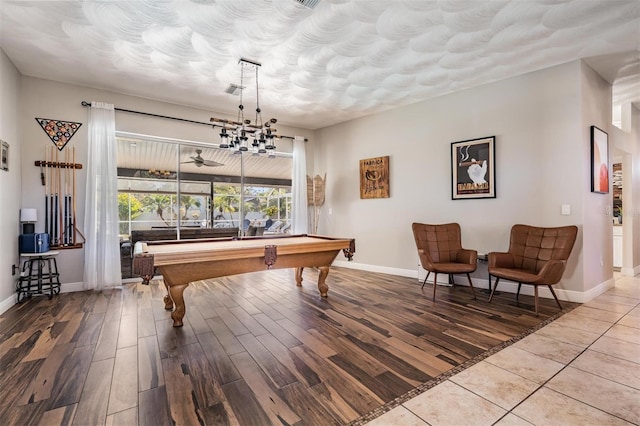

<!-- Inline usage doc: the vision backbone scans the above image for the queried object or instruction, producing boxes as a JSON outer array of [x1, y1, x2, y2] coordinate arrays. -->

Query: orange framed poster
[[360, 156, 389, 199]]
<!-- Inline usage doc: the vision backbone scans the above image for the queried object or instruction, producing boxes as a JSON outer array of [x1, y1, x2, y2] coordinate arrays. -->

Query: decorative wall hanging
[[1, 140, 8, 171], [451, 136, 496, 200], [360, 156, 390, 199], [590, 125, 609, 194], [307, 173, 326, 233], [35, 118, 82, 151]]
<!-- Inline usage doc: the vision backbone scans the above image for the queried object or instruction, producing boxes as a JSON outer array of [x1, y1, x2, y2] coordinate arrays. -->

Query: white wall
[[0, 50, 22, 311], [18, 76, 315, 291], [580, 61, 615, 292], [316, 60, 613, 299], [632, 106, 640, 274], [622, 104, 640, 275]]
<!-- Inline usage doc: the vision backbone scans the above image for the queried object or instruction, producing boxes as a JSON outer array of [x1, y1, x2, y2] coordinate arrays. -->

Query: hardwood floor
[[0, 267, 576, 425]]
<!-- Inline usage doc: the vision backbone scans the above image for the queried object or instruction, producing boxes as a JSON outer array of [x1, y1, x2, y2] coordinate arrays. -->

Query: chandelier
[[211, 58, 277, 157]]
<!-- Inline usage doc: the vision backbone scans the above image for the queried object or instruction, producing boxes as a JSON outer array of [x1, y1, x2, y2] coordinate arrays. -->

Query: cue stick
[[50, 147, 54, 242], [58, 148, 63, 246], [67, 150, 71, 245], [66, 149, 71, 245], [67, 150, 72, 245], [44, 147, 49, 237], [72, 147, 76, 245], [55, 148, 60, 246], [64, 149, 69, 245]]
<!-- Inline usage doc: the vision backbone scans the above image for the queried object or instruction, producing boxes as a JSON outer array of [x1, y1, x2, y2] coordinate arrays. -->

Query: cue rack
[[34, 146, 84, 249]]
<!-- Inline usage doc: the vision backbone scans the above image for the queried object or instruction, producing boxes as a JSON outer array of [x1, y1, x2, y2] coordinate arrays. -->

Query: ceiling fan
[[181, 149, 224, 168]]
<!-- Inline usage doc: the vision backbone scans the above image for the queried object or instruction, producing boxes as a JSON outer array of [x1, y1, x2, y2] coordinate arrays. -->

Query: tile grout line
[[493, 298, 640, 425]]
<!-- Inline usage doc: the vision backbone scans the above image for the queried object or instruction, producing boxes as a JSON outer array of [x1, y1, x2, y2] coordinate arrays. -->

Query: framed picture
[[360, 155, 389, 199], [451, 136, 495, 199], [591, 125, 609, 194], [1, 140, 8, 171]]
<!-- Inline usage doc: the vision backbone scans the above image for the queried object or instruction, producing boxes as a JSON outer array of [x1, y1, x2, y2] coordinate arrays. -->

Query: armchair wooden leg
[[433, 273, 438, 302], [516, 283, 522, 301], [548, 285, 563, 310], [534, 286, 539, 316], [422, 271, 430, 289], [489, 276, 500, 302], [466, 273, 476, 299]]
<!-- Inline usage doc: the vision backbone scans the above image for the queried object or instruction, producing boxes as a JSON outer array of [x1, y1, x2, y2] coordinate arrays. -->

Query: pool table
[[133, 234, 355, 327]]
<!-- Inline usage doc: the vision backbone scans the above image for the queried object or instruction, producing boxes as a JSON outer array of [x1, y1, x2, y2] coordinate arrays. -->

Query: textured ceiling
[[1, 0, 639, 130]]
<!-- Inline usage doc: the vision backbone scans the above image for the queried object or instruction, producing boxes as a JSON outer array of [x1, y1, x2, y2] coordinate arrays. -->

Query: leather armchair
[[411, 222, 477, 302], [488, 224, 578, 316]]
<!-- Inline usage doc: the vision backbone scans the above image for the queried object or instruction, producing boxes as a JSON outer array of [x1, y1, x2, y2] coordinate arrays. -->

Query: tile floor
[[367, 274, 640, 426]]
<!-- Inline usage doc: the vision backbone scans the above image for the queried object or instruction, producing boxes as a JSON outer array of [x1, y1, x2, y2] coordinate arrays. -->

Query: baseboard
[[333, 261, 491, 289], [61, 281, 85, 293], [333, 261, 616, 303], [0, 294, 16, 316], [621, 265, 640, 277]]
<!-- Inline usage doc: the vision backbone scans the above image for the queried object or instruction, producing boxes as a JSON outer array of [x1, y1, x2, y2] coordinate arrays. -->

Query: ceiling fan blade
[[201, 159, 225, 167]]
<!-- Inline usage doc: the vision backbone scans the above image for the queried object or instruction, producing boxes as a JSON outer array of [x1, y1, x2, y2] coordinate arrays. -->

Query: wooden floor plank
[[220, 379, 272, 426], [107, 346, 138, 415], [257, 333, 321, 387], [290, 345, 384, 416], [38, 403, 77, 426], [137, 335, 165, 392], [161, 354, 202, 425], [180, 342, 227, 411], [0, 359, 45, 420], [230, 350, 302, 425], [105, 406, 137, 426], [117, 314, 138, 349], [138, 386, 172, 426], [93, 319, 120, 362], [252, 313, 302, 348], [136, 307, 156, 339], [72, 358, 114, 426], [195, 331, 241, 385], [236, 333, 298, 388], [47, 345, 94, 410], [205, 317, 245, 356], [73, 312, 104, 348], [18, 342, 76, 405], [229, 305, 269, 336]]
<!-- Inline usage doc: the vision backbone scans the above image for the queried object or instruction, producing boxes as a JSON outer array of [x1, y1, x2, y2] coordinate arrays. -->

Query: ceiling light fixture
[[146, 169, 175, 179], [211, 58, 277, 158]]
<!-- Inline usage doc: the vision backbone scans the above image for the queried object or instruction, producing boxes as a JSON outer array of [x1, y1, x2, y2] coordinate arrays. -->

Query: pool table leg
[[296, 267, 330, 297], [163, 281, 173, 310], [317, 266, 330, 297], [295, 267, 304, 287], [167, 283, 188, 327]]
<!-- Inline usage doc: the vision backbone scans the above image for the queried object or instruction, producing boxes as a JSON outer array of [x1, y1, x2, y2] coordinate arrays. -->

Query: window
[[116, 133, 292, 240]]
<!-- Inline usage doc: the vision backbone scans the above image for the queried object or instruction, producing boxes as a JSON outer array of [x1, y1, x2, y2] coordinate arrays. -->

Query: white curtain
[[292, 136, 309, 234], [83, 102, 121, 290]]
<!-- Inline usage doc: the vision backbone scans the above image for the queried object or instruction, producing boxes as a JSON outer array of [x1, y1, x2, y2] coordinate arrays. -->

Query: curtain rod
[[80, 101, 298, 140]]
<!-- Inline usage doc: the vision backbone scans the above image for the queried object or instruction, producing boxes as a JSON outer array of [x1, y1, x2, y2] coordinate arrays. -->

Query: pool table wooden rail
[[133, 234, 355, 327]]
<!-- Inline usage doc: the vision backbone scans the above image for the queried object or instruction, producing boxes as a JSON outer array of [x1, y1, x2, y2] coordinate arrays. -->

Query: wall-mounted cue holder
[[34, 146, 84, 250], [34, 160, 83, 170]]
